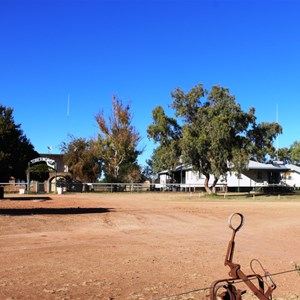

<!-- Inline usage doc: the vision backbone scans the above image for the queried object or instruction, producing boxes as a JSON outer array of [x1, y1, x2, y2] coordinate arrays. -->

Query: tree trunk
[[210, 176, 219, 194], [204, 174, 212, 194]]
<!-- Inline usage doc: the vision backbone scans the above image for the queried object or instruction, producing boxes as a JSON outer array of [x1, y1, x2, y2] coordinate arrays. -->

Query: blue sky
[[1, 0, 300, 165]]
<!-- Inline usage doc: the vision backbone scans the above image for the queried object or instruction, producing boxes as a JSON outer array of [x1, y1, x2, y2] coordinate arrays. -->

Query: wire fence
[[0, 182, 218, 194], [0, 181, 296, 195], [153, 268, 300, 300], [0, 181, 155, 194]]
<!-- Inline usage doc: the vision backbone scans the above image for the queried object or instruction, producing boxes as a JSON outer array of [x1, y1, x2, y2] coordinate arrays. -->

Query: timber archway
[[27, 155, 71, 192], [48, 172, 72, 193]]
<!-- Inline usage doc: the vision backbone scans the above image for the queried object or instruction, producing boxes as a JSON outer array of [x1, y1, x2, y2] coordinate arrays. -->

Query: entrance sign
[[30, 157, 56, 170], [27, 157, 58, 191]]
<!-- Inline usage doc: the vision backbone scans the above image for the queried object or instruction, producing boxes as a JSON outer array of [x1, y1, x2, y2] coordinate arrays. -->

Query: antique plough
[[209, 213, 276, 300]]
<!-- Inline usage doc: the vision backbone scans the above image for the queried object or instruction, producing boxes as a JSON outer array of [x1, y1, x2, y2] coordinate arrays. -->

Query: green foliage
[[290, 141, 300, 165], [147, 84, 282, 193], [121, 162, 142, 183], [56, 175, 82, 192], [142, 161, 157, 182], [60, 135, 100, 182], [95, 96, 143, 182], [275, 147, 291, 163], [246, 122, 282, 162], [277, 142, 300, 165], [174, 84, 259, 192], [29, 163, 50, 182], [147, 106, 182, 173], [0, 105, 38, 182]]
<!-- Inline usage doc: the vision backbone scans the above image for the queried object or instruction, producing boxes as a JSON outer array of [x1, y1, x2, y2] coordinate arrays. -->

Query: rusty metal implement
[[209, 213, 276, 300]]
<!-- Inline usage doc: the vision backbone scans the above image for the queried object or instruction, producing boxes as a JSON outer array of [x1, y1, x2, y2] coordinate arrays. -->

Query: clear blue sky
[[1, 0, 300, 165]]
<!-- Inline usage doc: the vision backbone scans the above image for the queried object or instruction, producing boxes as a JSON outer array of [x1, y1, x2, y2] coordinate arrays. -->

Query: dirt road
[[0, 193, 299, 299]]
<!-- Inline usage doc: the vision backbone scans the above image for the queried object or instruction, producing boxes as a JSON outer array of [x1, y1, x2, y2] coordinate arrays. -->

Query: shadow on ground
[[0, 207, 112, 216], [3, 196, 52, 201]]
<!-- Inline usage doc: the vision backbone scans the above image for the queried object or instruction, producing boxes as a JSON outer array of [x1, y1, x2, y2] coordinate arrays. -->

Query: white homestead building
[[158, 160, 293, 192], [282, 164, 300, 188]]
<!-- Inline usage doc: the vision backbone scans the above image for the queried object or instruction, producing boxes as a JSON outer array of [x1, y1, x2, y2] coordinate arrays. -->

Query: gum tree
[[0, 105, 38, 182], [148, 84, 282, 193], [290, 141, 300, 165], [60, 135, 100, 182], [95, 96, 143, 182], [147, 105, 182, 175]]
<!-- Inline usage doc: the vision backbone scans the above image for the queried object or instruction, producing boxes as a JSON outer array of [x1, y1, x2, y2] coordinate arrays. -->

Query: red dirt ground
[[0, 192, 299, 300]]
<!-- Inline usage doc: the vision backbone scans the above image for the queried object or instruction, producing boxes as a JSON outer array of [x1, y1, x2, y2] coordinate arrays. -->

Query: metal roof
[[247, 160, 290, 171], [159, 160, 290, 174], [158, 164, 190, 174], [285, 164, 300, 174]]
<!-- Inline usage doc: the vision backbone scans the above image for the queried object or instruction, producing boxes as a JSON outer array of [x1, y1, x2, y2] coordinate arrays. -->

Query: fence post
[[0, 186, 3, 199]]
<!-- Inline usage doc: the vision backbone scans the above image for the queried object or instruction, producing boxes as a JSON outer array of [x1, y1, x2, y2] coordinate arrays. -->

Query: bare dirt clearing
[[0, 192, 299, 300]]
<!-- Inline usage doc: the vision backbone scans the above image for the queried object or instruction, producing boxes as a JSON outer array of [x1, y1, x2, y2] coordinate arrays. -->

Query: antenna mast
[[276, 103, 279, 160], [67, 93, 70, 117]]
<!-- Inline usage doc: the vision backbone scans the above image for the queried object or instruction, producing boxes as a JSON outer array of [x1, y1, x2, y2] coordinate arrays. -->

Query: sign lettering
[[30, 157, 56, 169]]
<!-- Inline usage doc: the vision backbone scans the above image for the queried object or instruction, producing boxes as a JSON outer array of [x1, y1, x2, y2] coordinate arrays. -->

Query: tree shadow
[[4, 196, 52, 201], [0, 207, 112, 216]]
